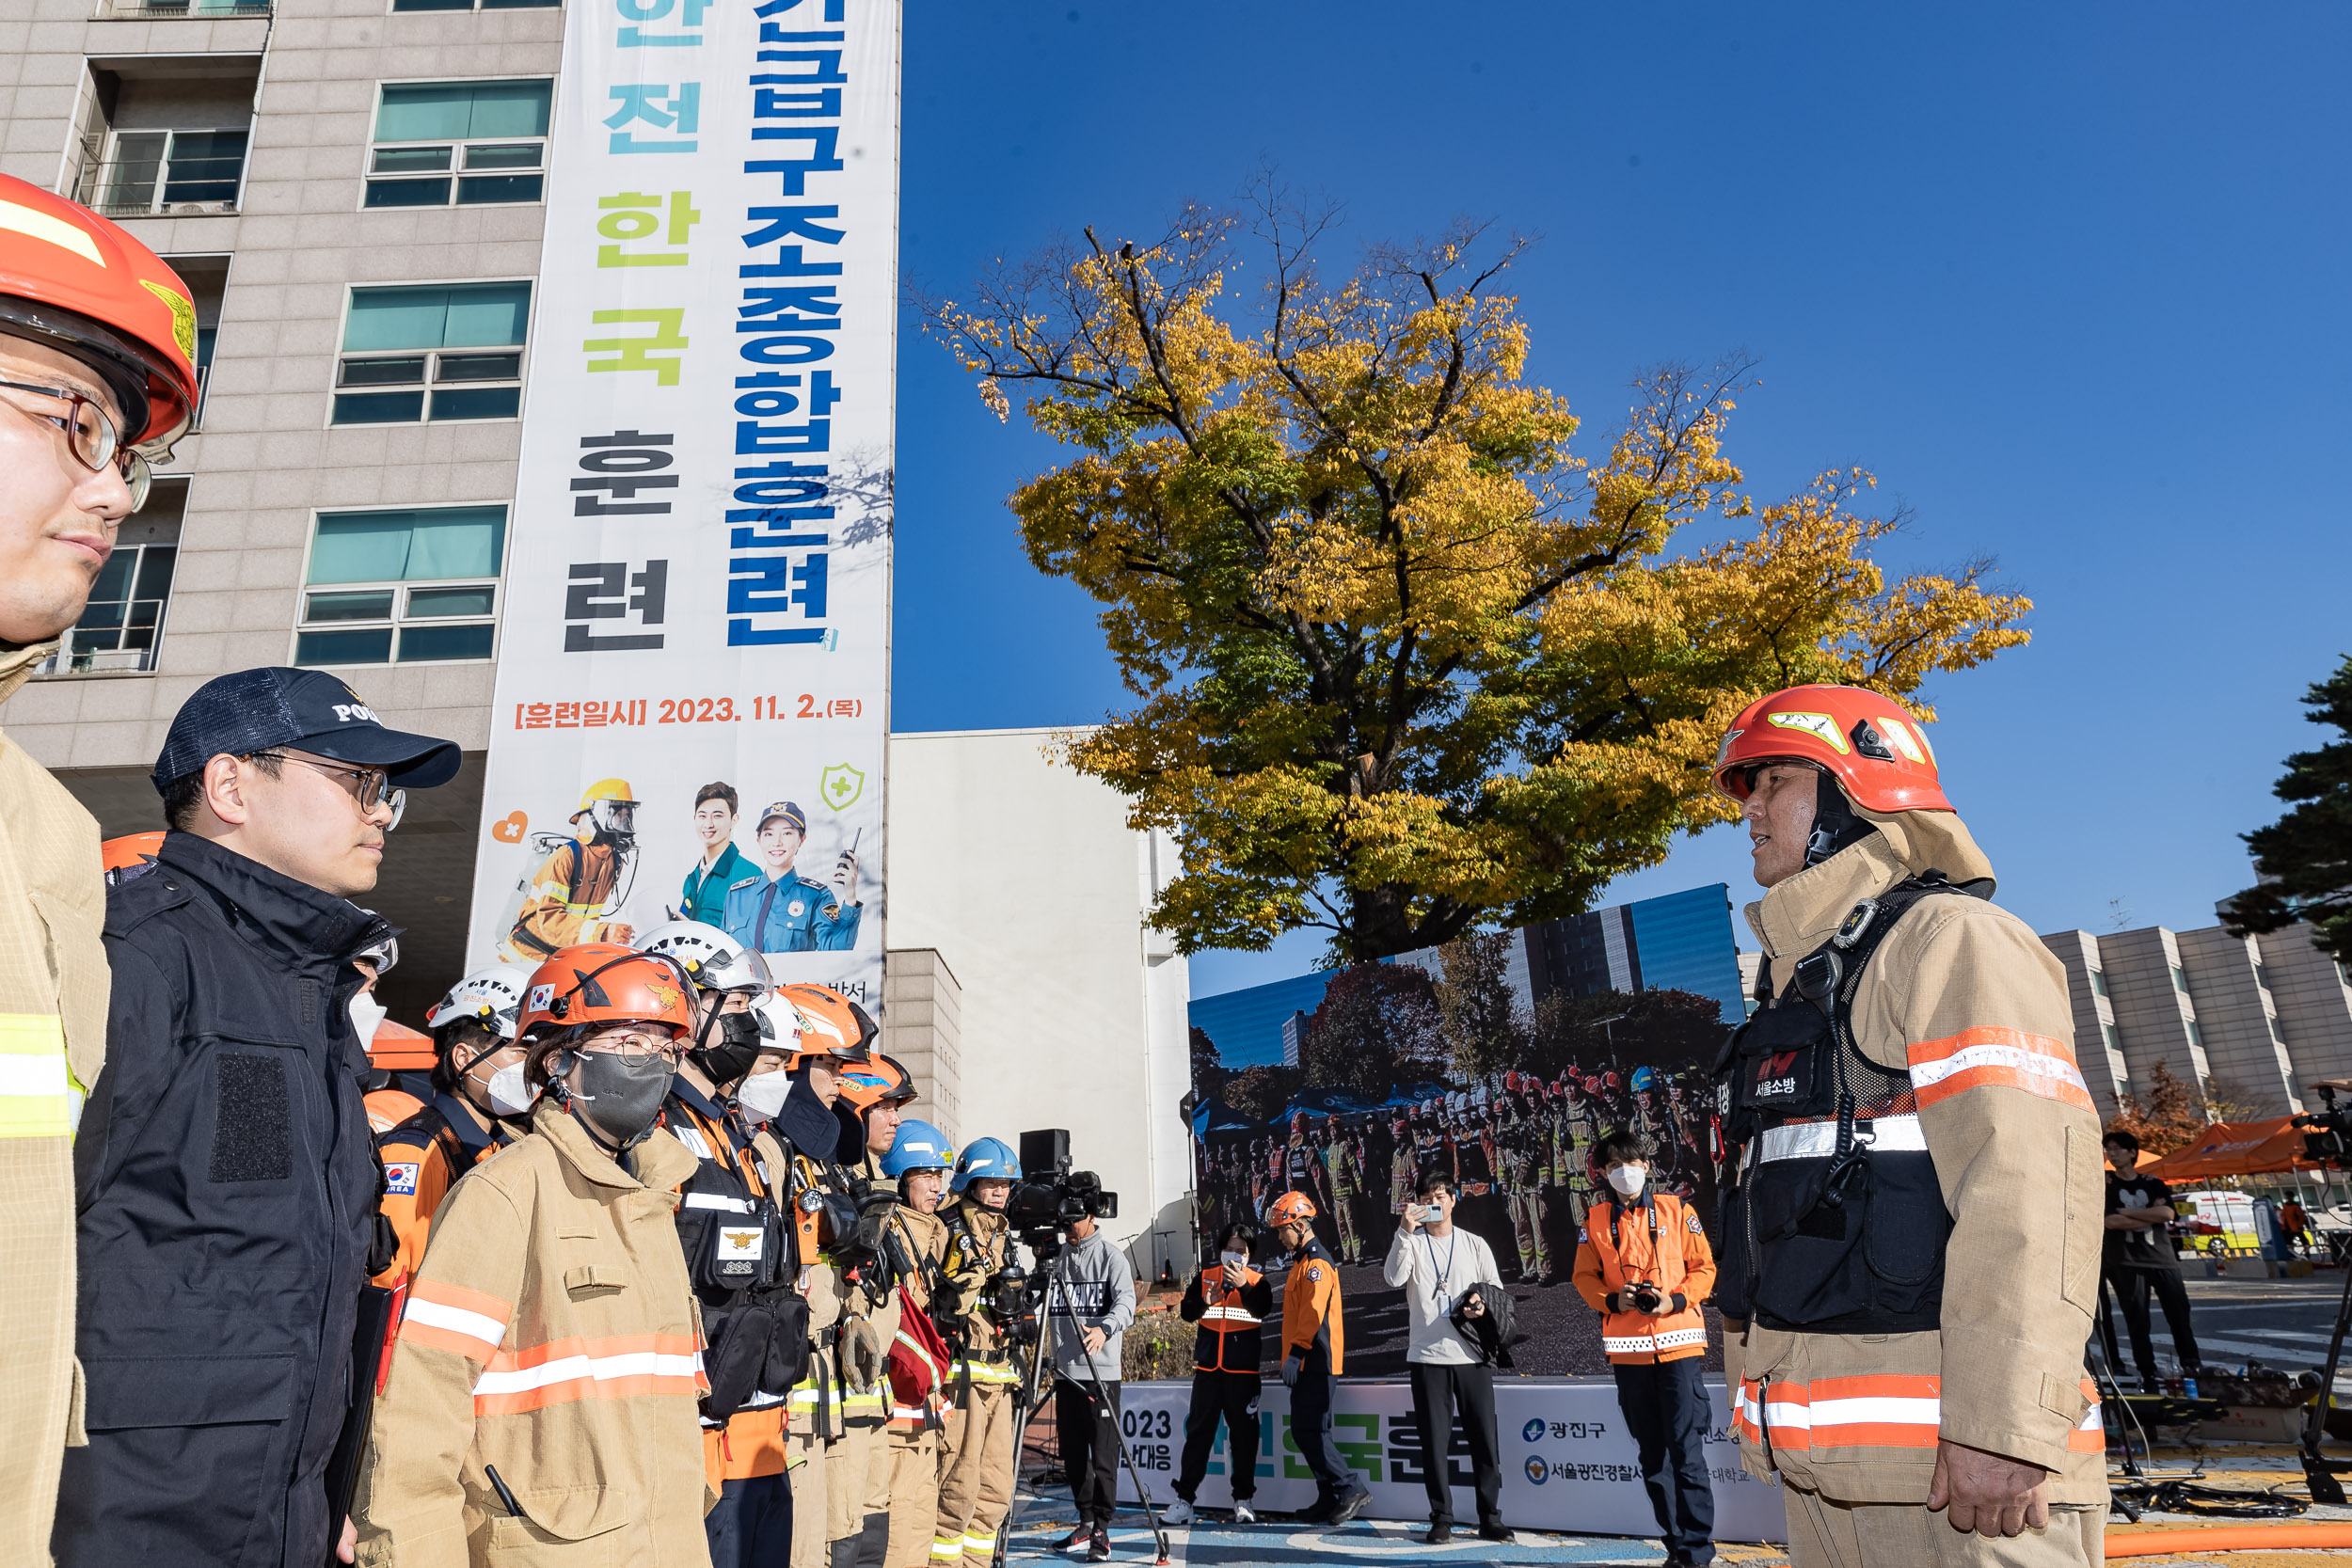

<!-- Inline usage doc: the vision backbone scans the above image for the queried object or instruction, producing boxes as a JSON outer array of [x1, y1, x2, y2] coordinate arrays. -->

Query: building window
[[2101, 1022, 2122, 1055], [367, 80, 552, 207], [2089, 966, 2108, 999], [92, 127, 248, 215], [2169, 964, 2188, 994], [2184, 1018, 2202, 1052], [393, 0, 554, 12], [2267, 1012, 2285, 1044], [296, 505, 505, 666], [332, 283, 531, 425]]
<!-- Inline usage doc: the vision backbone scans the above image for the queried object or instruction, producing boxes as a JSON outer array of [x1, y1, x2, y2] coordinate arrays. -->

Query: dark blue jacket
[[57, 832, 385, 1568]]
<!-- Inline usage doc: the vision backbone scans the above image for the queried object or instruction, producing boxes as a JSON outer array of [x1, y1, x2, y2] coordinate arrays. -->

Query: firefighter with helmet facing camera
[[878, 1121, 956, 1568], [0, 172, 199, 1564], [353, 942, 712, 1565], [1712, 686, 2106, 1567], [930, 1136, 1023, 1566]]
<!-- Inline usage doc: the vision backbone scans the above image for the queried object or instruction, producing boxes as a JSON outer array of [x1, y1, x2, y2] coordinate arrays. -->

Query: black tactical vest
[[1713, 873, 1981, 1335]]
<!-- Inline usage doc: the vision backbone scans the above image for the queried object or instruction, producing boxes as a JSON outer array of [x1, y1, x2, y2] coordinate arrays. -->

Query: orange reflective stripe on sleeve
[[1906, 1026, 2094, 1113], [398, 1278, 514, 1361], [470, 1331, 707, 1417]]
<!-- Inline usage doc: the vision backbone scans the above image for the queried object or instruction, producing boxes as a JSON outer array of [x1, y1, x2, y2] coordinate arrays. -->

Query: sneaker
[[1162, 1498, 1194, 1527], [1423, 1522, 1454, 1544], [1232, 1502, 1258, 1525], [1056, 1527, 1089, 1552], [1328, 1488, 1372, 1527], [1478, 1523, 1516, 1544], [1086, 1528, 1111, 1562]]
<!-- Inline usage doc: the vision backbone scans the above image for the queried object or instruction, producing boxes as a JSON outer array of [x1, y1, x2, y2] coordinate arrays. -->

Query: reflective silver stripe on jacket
[[1747, 1112, 1927, 1171]]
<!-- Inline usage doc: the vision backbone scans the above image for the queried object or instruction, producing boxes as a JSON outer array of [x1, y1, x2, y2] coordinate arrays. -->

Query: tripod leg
[[2300, 1242, 2352, 1505]]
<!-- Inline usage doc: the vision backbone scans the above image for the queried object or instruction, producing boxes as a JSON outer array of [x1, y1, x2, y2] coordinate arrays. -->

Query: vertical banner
[[468, 0, 900, 1006]]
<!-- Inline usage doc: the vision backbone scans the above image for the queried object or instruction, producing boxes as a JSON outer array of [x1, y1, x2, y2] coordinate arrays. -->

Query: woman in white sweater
[[1382, 1174, 1513, 1545]]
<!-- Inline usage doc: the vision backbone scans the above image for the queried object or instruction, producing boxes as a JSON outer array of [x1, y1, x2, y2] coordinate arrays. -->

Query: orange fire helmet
[[836, 1052, 917, 1115], [0, 174, 200, 451], [101, 831, 166, 887], [1266, 1190, 1317, 1226], [778, 982, 875, 1068], [1712, 684, 1950, 815], [517, 942, 695, 1040]]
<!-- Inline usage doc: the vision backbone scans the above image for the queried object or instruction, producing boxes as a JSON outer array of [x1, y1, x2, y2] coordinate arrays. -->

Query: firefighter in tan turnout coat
[[1712, 686, 2107, 1568]]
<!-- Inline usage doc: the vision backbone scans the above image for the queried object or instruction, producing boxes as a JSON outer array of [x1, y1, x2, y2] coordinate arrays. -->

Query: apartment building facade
[[2040, 917, 2352, 1122]]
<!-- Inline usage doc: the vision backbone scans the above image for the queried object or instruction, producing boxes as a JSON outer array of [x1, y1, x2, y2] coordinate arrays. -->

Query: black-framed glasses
[[246, 751, 407, 830], [0, 377, 150, 510]]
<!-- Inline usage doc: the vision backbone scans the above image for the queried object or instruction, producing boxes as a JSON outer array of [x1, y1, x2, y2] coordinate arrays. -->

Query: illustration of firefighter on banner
[[465, 0, 900, 1006]]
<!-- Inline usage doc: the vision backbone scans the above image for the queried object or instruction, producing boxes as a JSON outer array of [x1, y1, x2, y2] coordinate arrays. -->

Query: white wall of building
[[886, 727, 1192, 1278]]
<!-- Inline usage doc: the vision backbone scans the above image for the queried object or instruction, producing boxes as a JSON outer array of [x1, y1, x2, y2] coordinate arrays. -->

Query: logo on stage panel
[[1525, 1456, 1548, 1485], [1521, 1418, 1545, 1443]]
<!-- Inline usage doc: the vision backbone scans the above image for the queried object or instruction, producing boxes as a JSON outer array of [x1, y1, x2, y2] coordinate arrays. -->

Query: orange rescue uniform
[[1573, 1191, 1716, 1364], [1279, 1242, 1345, 1371]]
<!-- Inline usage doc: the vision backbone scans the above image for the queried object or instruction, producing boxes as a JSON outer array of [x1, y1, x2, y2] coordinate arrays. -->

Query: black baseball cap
[[151, 668, 462, 792]]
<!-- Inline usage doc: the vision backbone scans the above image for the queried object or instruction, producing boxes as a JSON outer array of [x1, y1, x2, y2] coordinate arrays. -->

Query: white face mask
[[348, 992, 388, 1044], [485, 1061, 537, 1118], [1607, 1164, 1646, 1196], [1219, 1250, 1249, 1275], [736, 1070, 792, 1122]]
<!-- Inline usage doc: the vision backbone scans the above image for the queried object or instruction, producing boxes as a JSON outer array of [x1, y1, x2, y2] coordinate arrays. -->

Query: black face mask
[[691, 1006, 765, 1087], [772, 1070, 844, 1159], [1804, 768, 1880, 867], [568, 1050, 675, 1149]]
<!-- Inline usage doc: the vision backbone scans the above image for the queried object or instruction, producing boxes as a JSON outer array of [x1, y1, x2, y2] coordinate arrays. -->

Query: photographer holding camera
[[1046, 1201, 1136, 1561], [1573, 1132, 1717, 1568], [1384, 1175, 1508, 1544], [1164, 1220, 1273, 1527]]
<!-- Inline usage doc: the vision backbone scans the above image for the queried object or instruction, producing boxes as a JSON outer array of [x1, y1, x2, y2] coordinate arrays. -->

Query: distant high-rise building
[[2039, 918, 2352, 1121], [1280, 1009, 1308, 1069]]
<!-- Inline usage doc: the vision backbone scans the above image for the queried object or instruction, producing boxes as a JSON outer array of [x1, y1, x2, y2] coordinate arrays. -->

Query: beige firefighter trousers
[[789, 1427, 830, 1568], [827, 1414, 894, 1546], [933, 1382, 1015, 1564], [1784, 1490, 2106, 1568], [884, 1427, 939, 1568]]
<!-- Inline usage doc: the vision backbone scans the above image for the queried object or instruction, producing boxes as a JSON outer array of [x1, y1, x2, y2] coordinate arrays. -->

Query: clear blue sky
[[890, 4, 2352, 999]]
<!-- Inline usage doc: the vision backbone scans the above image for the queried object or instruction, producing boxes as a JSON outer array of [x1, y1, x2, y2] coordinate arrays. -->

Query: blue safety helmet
[[1629, 1066, 1657, 1092], [882, 1119, 955, 1179], [951, 1135, 1021, 1193]]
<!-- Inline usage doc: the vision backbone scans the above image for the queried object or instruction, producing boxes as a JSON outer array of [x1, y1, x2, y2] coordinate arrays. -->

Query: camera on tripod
[[1002, 1129, 1120, 1251], [2292, 1082, 2352, 1168]]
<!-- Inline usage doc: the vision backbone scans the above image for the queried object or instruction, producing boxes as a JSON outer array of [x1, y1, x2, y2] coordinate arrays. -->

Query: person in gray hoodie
[[1045, 1211, 1136, 1561]]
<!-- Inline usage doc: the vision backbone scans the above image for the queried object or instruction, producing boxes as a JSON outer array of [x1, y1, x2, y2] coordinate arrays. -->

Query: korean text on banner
[[467, 0, 900, 1010]]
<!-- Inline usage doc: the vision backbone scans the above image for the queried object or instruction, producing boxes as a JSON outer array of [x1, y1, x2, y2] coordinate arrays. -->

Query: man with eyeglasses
[[0, 177, 201, 1564], [54, 668, 459, 1568]]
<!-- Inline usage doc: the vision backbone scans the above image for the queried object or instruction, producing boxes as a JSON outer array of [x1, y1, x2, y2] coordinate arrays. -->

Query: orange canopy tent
[[2141, 1117, 2324, 1181]]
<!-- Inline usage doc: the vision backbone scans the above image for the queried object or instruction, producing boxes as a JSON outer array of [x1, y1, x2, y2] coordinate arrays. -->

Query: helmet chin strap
[[1804, 768, 1881, 867]]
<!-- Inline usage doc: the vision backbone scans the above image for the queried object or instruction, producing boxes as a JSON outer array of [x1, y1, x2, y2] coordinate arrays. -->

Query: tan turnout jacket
[[0, 639, 106, 1561], [1724, 813, 2106, 1505], [354, 1100, 716, 1567]]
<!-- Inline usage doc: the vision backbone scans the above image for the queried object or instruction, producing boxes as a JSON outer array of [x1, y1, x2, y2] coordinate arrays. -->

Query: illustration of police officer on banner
[[720, 798, 863, 953]]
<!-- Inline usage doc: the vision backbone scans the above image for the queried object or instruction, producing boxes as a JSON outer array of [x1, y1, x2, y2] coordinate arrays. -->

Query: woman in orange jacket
[[1573, 1131, 1717, 1568]]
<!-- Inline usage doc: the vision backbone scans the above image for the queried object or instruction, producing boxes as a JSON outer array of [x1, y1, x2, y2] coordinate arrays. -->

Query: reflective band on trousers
[[1603, 1325, 1708, 1355], [1749, 1113, 1928, 1167], [0, 1013, 73, 1139]]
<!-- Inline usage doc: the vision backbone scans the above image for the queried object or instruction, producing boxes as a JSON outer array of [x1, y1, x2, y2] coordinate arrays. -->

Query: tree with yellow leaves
[[918, 192, 2030, 963]]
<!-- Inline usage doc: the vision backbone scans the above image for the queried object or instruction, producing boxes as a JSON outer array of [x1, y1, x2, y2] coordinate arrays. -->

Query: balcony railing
[[100, 0, 271, 15], [36, 597, 171, 676], [72, 148, 246, 217]]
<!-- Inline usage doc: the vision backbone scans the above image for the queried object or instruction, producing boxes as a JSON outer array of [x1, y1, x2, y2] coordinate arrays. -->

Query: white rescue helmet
[[424, 962, 533, 1038], [751, 991, 803, 1056], [637, 918, 773, 1000]]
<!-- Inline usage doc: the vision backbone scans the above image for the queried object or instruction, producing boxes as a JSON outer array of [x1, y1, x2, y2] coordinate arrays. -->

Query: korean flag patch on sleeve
[[384, 1162, 420, 1196]]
